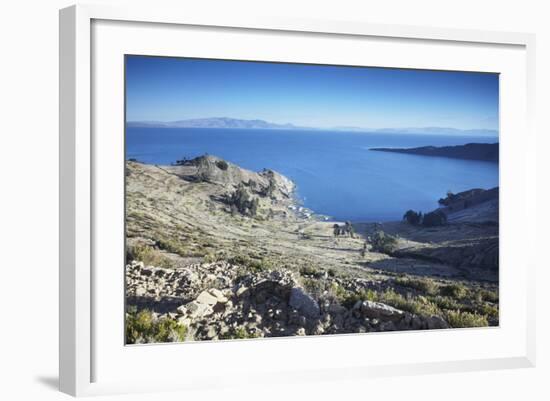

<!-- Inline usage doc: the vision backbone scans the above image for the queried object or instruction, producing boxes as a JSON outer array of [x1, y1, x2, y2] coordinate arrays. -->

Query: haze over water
[[127, 127, 499, 222]]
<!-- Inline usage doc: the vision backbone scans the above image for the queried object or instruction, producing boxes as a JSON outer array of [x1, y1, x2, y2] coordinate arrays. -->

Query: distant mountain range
[[127, 117, 498, 137], [127, 117, 302, 130]]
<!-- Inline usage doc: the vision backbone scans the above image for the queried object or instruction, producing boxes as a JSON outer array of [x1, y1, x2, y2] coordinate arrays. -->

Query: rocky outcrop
[[126, 260, 450, 341], [165, 155, 295, 200]]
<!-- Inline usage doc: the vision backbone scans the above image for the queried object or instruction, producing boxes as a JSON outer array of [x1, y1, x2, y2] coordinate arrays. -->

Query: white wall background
[[0, 0, 547, 400]]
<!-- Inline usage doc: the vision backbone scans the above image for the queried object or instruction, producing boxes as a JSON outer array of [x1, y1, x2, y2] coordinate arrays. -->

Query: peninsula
[[370, 143, 499, 162]]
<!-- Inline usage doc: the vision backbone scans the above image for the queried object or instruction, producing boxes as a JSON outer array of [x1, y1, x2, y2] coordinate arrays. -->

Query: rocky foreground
[[125, 155, 499, 343], [126, 259, 453, 343]]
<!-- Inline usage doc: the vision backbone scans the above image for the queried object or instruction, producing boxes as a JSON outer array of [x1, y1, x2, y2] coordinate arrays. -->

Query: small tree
[[174, 157, 189, 166], [344, 221, 355, 238], [231, 184, 250, 211], [403, 210, 422, 225], [228, 184, 260, 217], [249, 197, 260, 216], [215, 160, 229, 170], [422, 210, 447, 227], [370, 230, 398, 254], [439, 190, 457, 206], [195, 157, 212, 182], [262, 178, 276, 198]]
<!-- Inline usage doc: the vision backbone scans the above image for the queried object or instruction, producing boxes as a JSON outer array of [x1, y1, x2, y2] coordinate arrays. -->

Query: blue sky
[[126, 55, 499, 131]]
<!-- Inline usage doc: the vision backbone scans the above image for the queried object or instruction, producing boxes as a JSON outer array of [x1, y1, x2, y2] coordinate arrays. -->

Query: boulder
[[289, 287, 320, 319], [208, 288, 229, 304], [196, 290, 219, 306], [135, 286, 147, 297], [358, 300, 404, 321], [379, 321, 396, 331], [178, 300, 214, 319], [295, 327, 306, 336], [425, 315, 450, 330], [411, 315, 424, 330], [311, 321, 325, 335], [328, 303, 348, 315]]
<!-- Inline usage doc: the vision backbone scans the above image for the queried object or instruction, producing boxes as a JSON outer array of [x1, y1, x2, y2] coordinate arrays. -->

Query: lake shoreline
[[127, 127, 499, 222]]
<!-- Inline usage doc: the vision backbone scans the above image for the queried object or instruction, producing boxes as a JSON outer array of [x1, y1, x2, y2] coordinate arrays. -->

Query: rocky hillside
[[125, 155, 499, 343], [439, 187, 499, 223], [169, 154, 295, 197]]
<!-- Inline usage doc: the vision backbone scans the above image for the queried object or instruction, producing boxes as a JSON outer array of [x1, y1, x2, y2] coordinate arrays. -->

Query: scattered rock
[[236, 285, 249, 298], [179, 300, 213, 319], [289, 287, 320, 319], [126, 259, 454, 341], [196, 290, 219, 306], [426, 315, 450, 330], [357, 300, 404, 321], [295, 327, 306, 336], [208, 288, 228, 304]]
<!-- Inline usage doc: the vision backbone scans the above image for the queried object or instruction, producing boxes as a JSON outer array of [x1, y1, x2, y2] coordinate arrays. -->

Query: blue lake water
[[126, 127, 499, 222]]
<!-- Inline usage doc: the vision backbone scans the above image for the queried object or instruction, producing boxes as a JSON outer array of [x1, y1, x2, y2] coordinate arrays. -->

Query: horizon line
[[126, 116, 499, 135]]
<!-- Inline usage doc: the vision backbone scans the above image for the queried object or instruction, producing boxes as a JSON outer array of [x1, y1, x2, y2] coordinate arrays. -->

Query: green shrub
[[378, 289, 440, 316], [227, 184, 260, 217], [261, 177, 276, 198], [429, 295, 462, 311], [475, 288, 499, 303], [439, 283, 469, 299], [203, 250, 229, 263], [228, 254, 266, 272], [328, 282, 349, 300], [127, 244, 173, 268], [301, 278, 325, 297], [341, 288, 377, 309], [444, 310, 488, 328], [155, 237, 187, 256], [476, 304, 499, 318], [395, 277, 439, 296], [126, 309, 187, 344], [370, 231, 398, 254], [299, 265, 322, 277], [215, 160, 229, 170], [220, 327, 260, 340]]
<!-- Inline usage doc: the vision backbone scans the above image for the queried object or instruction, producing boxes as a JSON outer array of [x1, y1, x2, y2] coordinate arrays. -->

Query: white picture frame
[[59, 4, 536, 397]]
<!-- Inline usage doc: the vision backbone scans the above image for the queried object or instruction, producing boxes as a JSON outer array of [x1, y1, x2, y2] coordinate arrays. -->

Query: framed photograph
[[60, 4, 536, 396]]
